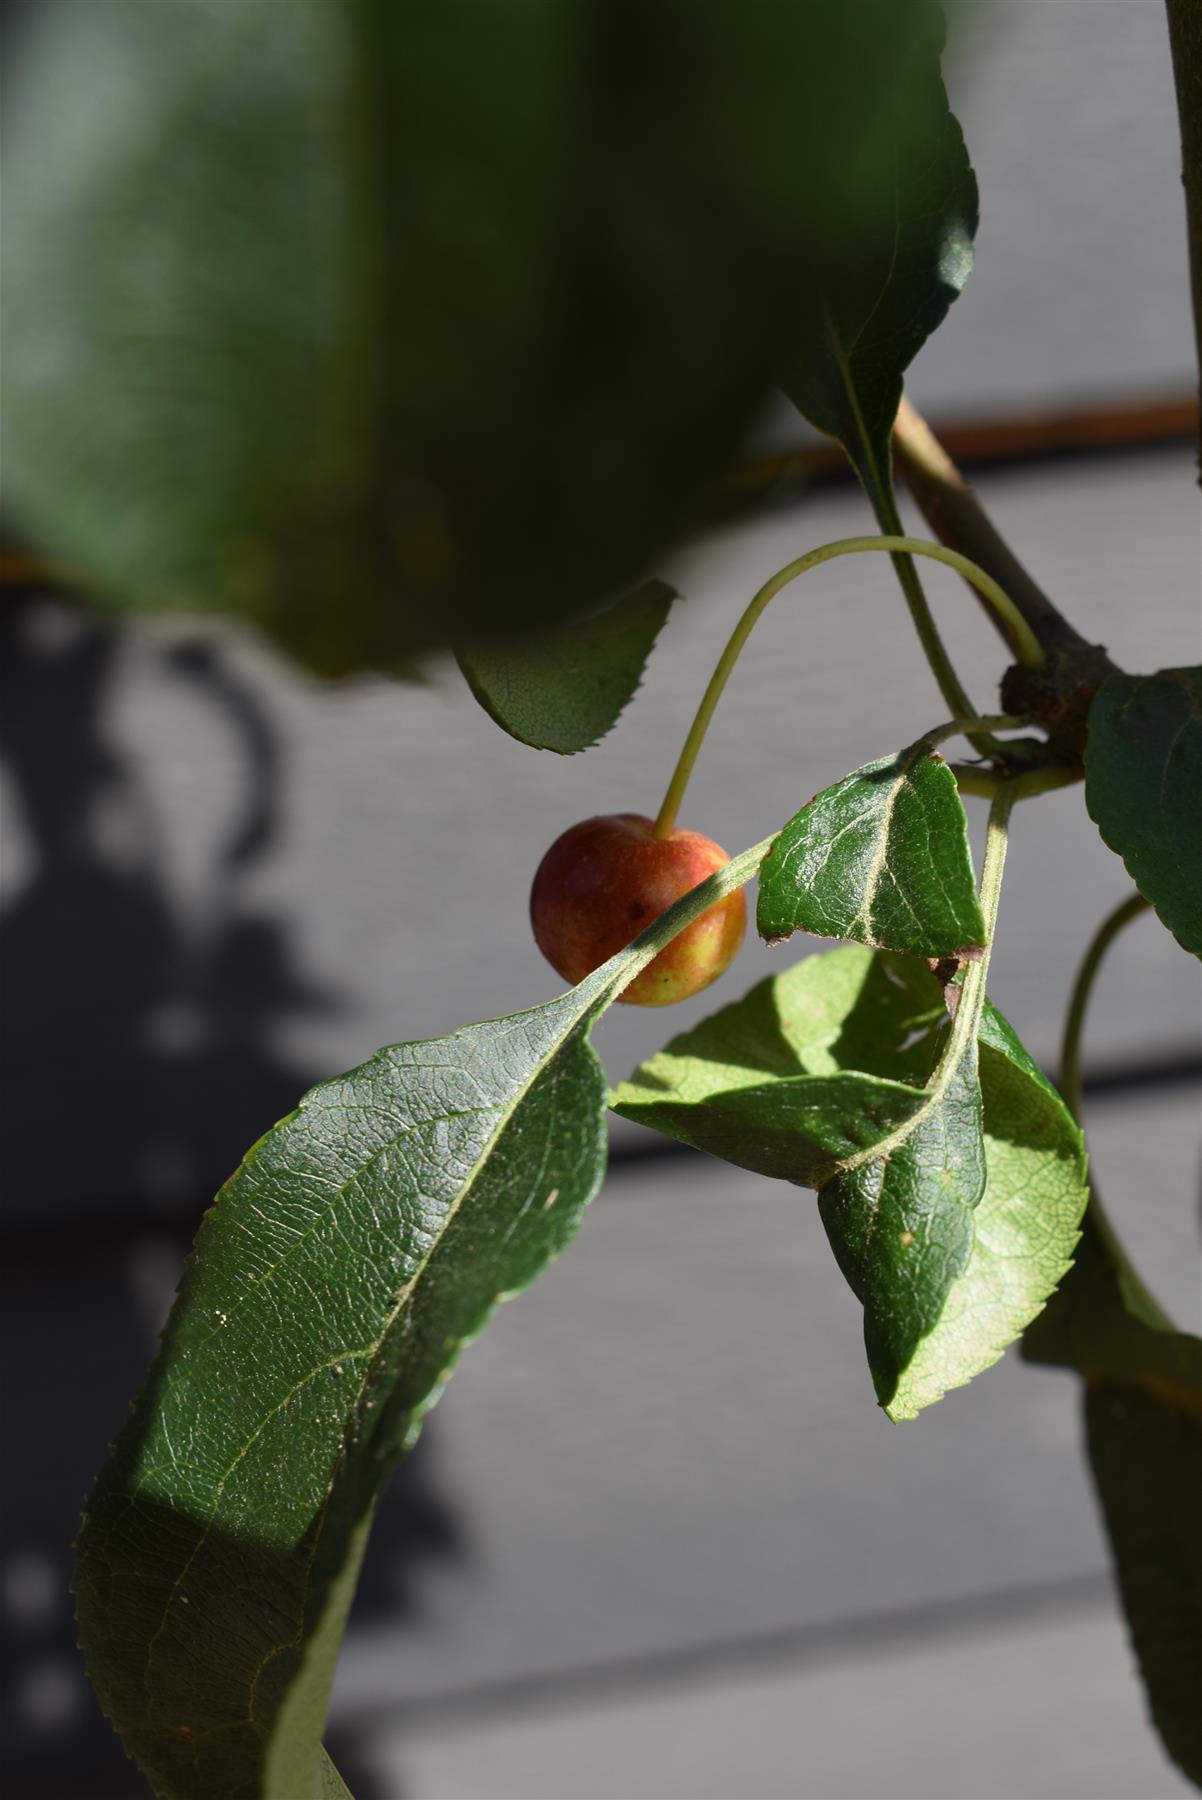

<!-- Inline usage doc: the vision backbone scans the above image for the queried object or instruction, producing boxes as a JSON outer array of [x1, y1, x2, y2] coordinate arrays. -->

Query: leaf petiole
[[820, 781, 1014, 1187], [950, 758, 1083, 802], [929, 780, 1014, 1080], [653, 535, 1043, 838]]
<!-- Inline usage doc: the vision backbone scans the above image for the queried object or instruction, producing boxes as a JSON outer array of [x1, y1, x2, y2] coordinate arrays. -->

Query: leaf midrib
[[848, 755, 914, 944], [814, 953, 984, 1187], [135, 989, 603, 1713]]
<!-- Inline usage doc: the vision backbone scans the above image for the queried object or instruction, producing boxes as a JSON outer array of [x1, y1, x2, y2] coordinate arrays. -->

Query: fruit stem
[[869, 482, 988, 751], [652, 534, 1044, 838]]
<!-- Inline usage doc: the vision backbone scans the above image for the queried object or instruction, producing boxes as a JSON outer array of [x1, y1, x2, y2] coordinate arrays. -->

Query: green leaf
[[318, 1751, 357, 1800], [1085, 1381, 1202, 1789], [820, 1031, 985, 1413], [756, 744, 987, 957], [612, 948, 944, 1183], [456, 579, 676, 753], [615, 948, 1087, 1418], [886, 1003, 1086, 1418], [777, 5, 977, 506], [4, 2, 950, 675], [1025, 1213, 1202, 1787], [74, 847, 759, 1800], [1085, 667, 1202, 956]]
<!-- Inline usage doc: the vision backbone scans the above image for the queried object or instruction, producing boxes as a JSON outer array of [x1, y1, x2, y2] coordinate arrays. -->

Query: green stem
[[828, 783, 1014, 1185], [953, 781, 1014, 1044], [950, 759, 1083, 802], [653, 534, 1044, 838], [921, 713, 1022, 750], [1056, 890, 1170, 1330], [1059, 892, 1152, 1121], [872, 484, 982, 736]]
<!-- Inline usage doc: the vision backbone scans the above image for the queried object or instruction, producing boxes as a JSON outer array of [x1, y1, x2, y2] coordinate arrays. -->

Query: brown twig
[[892, 397, 1092, 660], [891, 396, 1116, 759], [729, 391, 1198, 506]]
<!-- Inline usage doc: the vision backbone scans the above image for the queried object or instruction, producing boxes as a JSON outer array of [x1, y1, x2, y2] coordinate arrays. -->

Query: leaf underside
[[456, 579, 676, 753], [1085, 666, 1202, 956], [757, 746, 986, 957], [614, 948, 1086, 1418]]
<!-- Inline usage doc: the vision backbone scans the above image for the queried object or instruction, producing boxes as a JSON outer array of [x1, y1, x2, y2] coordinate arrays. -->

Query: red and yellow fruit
[[530, 813, 745, 1006]]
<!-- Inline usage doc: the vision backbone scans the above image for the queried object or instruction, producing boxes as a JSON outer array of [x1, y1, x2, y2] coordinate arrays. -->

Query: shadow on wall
[[0, 590, 330, 1225], [0, 589, 468, 1796]]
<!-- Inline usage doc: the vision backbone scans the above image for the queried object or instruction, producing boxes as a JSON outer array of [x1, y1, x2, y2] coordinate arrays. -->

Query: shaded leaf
[[1025, 1210, 1202, 1787], [1085, 1380, 1202, 1789], [1085, 667, 1202, 956], [778, 4, 977, 507], [456, 579, 675, 753], [5, 1, 951, 674], [757, 744, 986, 957], [74, 848, 759, 1800], [615, 948, 1085, 1417], [318, 1751, 356, 1800]]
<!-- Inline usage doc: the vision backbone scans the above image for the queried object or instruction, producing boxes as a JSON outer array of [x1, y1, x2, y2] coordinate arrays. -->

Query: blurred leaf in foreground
[[6, 0, 970, 673], [456, 579, 676, 753]]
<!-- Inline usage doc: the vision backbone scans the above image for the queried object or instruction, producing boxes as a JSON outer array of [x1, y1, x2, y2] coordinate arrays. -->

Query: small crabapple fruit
[[529, 813, 745, 1005]]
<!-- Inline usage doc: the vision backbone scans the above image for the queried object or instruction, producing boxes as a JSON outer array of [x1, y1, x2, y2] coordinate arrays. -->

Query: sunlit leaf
[[616, 949, 1085, 1417], [74, 848, 759, 1799], [757, 744, 986, 957], [887, 1002, 1086, 1418]]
